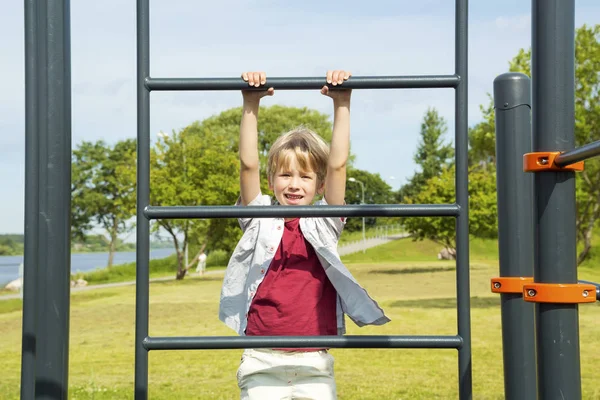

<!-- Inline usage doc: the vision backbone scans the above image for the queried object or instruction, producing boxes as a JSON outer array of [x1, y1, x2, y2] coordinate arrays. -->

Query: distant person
[[196, 252, 207, 275], [219, 70, 390, 400]]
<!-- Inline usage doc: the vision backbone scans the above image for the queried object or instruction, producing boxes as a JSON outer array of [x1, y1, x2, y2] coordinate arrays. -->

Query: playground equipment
[[491, 3, 600, 399], [18, 0, 599, 399]]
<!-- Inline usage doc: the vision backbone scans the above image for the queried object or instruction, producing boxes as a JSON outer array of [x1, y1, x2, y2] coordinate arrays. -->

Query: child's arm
[[321, 70, 352, 206], [239, 71, 274, 206]]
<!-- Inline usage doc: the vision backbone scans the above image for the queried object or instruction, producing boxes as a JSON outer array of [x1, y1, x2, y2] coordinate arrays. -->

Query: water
[[0, 248, 176, 286]]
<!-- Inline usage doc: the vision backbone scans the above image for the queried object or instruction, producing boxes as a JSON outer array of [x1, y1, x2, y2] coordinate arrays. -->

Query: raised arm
[[239, 72, 274, 206], [321, 70, 352, 206]]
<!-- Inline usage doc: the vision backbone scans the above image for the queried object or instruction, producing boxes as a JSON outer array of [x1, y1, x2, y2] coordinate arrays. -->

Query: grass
[[1, 237, 600, 399], [69, 250, 230, 285], [341, 236, 499, 263], [338, 224, 405, 246]]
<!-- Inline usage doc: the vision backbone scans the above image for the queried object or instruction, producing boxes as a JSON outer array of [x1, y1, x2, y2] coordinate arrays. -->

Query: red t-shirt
[[245, 218, 338, 341]]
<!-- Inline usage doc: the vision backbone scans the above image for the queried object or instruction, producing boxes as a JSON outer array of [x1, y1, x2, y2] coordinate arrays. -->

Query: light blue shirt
[[219, 193, 390, 336]]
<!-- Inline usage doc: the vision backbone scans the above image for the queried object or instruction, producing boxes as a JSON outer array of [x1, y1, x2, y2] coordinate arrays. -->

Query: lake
[[0, 248, 176, 286]]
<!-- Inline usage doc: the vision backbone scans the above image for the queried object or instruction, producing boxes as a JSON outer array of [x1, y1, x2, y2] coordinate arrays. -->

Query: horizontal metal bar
[[579, 280, 600, 301], [143, 335, 463, 350], [554, 139, 600, 166], [145, 75, 460, 91], [144, 204, 461, 219]]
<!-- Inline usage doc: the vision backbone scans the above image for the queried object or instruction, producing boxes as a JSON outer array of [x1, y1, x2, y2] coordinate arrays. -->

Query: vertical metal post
[[21, 1, 40, 398], [455, 0, 472, 399], [493, 73, 537, 400], [531, 1, 581, 398], [135, 0, 151, 398], [22, 0, 73, 398]]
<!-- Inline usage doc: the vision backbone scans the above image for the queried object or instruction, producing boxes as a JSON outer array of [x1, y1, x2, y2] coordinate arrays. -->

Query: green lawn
[[1, 238, 600, 399]]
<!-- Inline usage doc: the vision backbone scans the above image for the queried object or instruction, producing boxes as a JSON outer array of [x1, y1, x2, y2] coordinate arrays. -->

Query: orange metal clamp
[[522, 283, 597, 304], [491, 277, 533, 294], [523, 151, 584, 172]]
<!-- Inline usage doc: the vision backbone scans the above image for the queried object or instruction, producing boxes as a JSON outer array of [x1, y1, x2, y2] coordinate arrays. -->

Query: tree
[[197, 104, 340, 174], [345, 168, 396, 232], [397, 108, 454, 202], [402, 164, 498, 257], [71, 139, 137, 267], [470, 24, 600, 264], [152, 105, 360, 279], [151, 125, 239, 280], [468, 98, 496, 166], [193, 105, 347, 243]]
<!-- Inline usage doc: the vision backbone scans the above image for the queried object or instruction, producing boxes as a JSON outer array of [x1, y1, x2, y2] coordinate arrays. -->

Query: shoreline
[[0, 269, 226, 301]]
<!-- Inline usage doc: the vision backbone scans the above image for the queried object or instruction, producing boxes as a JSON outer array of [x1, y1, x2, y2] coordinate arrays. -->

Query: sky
[[1, 1, 599, 235]]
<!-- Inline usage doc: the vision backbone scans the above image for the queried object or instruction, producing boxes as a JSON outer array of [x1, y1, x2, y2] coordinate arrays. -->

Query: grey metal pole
[[554, 139, 600, 166], [21, 1, 40, 398], [26, 0, 72, 398], [145, 75, 461, 91], [144, 203, 461, 219], [455, 0, 472, 399], [493, 73, 537, 400], [135, 0, 151, 398], [144, 335, 464, 350], [531, 1, 581, 398]]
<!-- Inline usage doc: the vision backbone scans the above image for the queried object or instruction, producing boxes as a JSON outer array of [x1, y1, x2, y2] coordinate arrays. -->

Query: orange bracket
[[522, 283, 597, 304], [523, 151, 584, 172], [491, 277, 534, 294]]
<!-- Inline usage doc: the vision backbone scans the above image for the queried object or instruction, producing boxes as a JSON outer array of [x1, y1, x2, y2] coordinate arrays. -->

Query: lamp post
[[348, 177, 366, 252]]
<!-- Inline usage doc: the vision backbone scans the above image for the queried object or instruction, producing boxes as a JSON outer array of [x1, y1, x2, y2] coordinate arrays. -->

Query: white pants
[[237, 348, 337, 400]]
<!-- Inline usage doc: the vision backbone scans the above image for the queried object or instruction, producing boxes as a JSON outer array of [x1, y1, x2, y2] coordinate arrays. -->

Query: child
[[219, 70, 390, 400]]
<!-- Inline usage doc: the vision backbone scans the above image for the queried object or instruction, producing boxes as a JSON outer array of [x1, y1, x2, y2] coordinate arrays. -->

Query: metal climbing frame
[[134, 0, 470, 398], [492, 1, 600, 399], [19, 0, 470, 398]]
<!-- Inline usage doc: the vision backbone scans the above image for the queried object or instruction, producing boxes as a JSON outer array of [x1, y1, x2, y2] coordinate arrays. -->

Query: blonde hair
[[267, 127, 330, 184]]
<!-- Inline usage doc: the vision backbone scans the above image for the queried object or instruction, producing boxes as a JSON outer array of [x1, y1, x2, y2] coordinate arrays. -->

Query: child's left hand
[[321, 70, 352, 101]]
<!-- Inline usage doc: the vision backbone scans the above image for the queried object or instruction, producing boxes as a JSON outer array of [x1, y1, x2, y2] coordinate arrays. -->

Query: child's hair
[[267, 127, 330, 184]]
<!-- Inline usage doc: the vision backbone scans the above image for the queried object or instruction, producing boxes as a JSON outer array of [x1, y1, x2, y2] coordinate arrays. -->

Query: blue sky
[[1, 1, 599, 234]]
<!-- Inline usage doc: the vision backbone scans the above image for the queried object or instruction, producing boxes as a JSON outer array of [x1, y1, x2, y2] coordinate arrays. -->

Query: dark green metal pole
[[21, 1, 41, 398], [27, 0, 72, 398], [532, 0, 581, 398], [134, 0, 151, 398], [493, 73, 537, 399], [455, 0, 472, 399]]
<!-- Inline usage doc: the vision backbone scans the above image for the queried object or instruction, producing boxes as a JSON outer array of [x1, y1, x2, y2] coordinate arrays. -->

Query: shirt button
[[250, 291, 255, 297], [277, 226, 281, 230], [260, 269, 265, 274], [269, 247, 274, 252]]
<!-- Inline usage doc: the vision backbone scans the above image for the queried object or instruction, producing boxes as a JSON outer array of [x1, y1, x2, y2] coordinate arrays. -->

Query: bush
[[76, 254, 179, 284], [207, 250, 229, 267]]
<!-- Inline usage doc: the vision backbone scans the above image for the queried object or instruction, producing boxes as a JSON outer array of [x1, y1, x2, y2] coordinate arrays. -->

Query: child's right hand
[[241, 71, 274, 102]]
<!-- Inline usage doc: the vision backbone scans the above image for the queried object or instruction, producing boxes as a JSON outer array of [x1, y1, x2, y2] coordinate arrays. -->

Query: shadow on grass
[[151, 276, 223, 286], [389, 296, 500, 309], [371, 266, 456, 275]]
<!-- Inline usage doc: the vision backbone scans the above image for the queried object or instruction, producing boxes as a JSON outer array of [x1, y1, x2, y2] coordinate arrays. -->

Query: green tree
[[0, 235, 24, 256], [151, 125, 239, 280], [152, 105, 359, 279], [468, 98, 496, 166], [194, 105, 347, 242], [71, 139, 137, 267], [403, 165, 498, 257], [197, 104, 340, 177], [470, 24, 600, 264], [345, 168, 396, 232], [398, 108, 454, 202]]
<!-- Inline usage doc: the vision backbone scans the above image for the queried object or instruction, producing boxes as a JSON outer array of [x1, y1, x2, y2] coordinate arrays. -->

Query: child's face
[[269, 156, 324, 206]]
